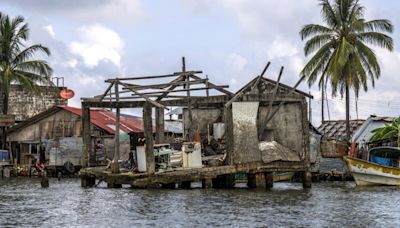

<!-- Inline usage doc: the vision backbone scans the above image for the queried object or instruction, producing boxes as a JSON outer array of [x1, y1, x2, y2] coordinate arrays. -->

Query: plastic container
[[182, 142, 202, 168], [213, 123, 225, 140], [0, 150, 8, 161], [136, 146, 146, 172]]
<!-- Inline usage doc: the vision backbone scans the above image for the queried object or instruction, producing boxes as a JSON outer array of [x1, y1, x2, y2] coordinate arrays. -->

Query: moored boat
[[343, 146, 400, 186]]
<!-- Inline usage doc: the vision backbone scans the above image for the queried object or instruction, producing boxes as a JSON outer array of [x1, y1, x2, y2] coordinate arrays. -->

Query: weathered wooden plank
[[80, 160, 307, 187], [155, 107, 165, 144], [124, 79, 208, 91], [81, 105, 92, 167], [143, 104, 155, 174], [263, 76, 306, 126], [259, 66, 284, 139], [190, 74, 234, 96], [114, 82, 120, 162], [119, 81, 164, 108]]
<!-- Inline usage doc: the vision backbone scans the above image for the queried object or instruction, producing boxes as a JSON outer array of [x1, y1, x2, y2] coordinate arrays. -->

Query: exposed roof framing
[[85, 58, 233, 107]]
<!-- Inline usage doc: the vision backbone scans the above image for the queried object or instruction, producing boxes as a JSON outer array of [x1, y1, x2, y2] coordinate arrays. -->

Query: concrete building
[[2, 84, 67, 122]]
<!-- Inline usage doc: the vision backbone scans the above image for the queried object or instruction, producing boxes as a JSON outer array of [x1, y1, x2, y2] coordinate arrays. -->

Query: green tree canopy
[[300, 0, 393, 141], [0, 12, 53, 114]]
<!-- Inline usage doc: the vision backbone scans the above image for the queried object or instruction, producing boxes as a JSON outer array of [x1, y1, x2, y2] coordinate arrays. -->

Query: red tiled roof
[[59, 106, 144, 134]]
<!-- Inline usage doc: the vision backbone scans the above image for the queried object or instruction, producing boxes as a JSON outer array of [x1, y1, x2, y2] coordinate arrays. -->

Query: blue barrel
[[0, 150, 8, 161]]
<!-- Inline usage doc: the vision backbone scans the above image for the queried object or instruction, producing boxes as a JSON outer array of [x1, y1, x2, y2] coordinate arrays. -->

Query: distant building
[[2, 84, 67, 122], [352, 115, 396, 144], [318, 119, 365, 141], [7, 106, 145, 168]]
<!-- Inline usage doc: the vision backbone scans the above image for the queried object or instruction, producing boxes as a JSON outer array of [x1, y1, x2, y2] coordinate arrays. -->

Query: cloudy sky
[[1, 0, 400, 126]]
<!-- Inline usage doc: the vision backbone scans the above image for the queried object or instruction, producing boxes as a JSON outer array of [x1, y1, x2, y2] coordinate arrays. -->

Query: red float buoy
[[60, 88, 75, 99]]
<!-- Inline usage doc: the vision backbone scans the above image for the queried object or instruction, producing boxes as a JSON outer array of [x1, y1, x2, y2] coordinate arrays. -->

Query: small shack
[[80, 59, 314, 189], [7, 105, 148, 174]]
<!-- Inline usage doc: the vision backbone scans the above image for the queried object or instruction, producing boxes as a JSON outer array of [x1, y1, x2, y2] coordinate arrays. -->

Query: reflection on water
[[1, 178, 400, 227]]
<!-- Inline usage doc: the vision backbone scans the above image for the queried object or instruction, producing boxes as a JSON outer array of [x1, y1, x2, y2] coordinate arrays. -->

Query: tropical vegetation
[[0, 12, 53, 148], [299, 0, 393, 141], [370, 119, 400, 146]]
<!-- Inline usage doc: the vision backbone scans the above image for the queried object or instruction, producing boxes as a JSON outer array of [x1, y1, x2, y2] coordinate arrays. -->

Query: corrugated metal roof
[[318, 119, 365, 140], [60, 106, 144, 134], [352, 115, 397, 143]]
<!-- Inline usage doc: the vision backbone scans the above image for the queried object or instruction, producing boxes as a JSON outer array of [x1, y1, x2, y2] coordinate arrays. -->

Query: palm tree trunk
[[1, 91, 8, 150], [321, 86, 325, 123], [345, 85, 350, 143]]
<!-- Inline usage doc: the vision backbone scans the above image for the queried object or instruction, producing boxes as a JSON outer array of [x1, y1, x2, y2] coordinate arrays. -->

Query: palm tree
[[300, 0, 393, 142], [0, 12, 53, 148], [370, 119, 400, 146]]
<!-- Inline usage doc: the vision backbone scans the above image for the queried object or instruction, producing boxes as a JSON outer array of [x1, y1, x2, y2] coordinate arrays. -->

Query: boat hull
[[343, 156, 400, 186]]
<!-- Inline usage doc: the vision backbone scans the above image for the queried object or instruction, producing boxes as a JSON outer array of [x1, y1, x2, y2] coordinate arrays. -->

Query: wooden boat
[[272, 172, 294, 182], [343, 146, 400, 186]]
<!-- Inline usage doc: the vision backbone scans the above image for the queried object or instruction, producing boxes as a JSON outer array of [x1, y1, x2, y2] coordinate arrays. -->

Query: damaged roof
[[318, 119, 365, 140], [61, 106, 144, 134], [8, 105, 147, 135]]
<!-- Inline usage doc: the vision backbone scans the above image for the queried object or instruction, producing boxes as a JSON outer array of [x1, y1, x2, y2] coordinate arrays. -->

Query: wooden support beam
[[123, 79, 208, 91], [95, 81, 114, 101], [125, 86, 230, 96], [119, 81, 165, 108], [225, 62, 271, 107], [156, 75, 185, 101], [202, 178, 213, 189], [82, 95, 230, 108], [250, 62, 271, 91], [259, 66, 284, 140], [224, 106, 234, 165], [265, 172, 273, 189], [82, 104, 92, 167], [302, 171, 312, 188], [183, 57, 193, 141], [105, 74, 177, 82], [114, 81, 120, 163], [263, 76, 305, 126], [224, 77, 257, 108], [143, 104, 155, 174], [190, 74, 233, 96], [155, 107, 165, 144]]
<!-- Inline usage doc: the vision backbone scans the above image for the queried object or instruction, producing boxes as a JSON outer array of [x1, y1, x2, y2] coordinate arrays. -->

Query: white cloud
[[226, 53, 248, 71], [69, 24, 124, 68], [268, 37, 299, 59], [71, 0, 144, 23], [43, 25, 55, 38]]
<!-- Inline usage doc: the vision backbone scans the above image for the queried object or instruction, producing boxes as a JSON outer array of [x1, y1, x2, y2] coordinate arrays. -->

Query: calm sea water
[[0, 178, 399, 227]]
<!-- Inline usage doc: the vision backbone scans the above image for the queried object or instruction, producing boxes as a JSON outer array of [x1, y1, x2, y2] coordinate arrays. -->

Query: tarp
[[259, 141, 301, 163]]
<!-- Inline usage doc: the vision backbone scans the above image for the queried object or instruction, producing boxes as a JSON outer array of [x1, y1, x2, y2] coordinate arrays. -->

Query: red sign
[[60, 88, 75, 99]]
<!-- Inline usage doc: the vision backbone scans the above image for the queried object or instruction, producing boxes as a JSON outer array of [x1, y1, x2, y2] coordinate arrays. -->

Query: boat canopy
[[369, 147, 400, 159]]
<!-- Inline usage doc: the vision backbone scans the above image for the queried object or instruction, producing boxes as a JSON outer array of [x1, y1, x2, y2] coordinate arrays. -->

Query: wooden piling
[[248, 173, 266, 188], [180, 181, 191, 189], [265, 172, 273, 189], [143, 104, 155, 174], [155, 107, 165, 144], [82, 105, 92, 167], [202, 178, 213, 189], [114, 80, 121, 162], [302, 171, 312, 189], [81, 176, 96, 187]]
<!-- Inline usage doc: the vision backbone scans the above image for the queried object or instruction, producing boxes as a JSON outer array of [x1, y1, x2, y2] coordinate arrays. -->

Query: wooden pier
[[80, 161, 311, 189]]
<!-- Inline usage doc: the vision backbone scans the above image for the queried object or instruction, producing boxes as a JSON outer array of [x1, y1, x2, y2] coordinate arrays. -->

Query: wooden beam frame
[[119, 81, 165, 108], [225, 62, 270, 107]]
